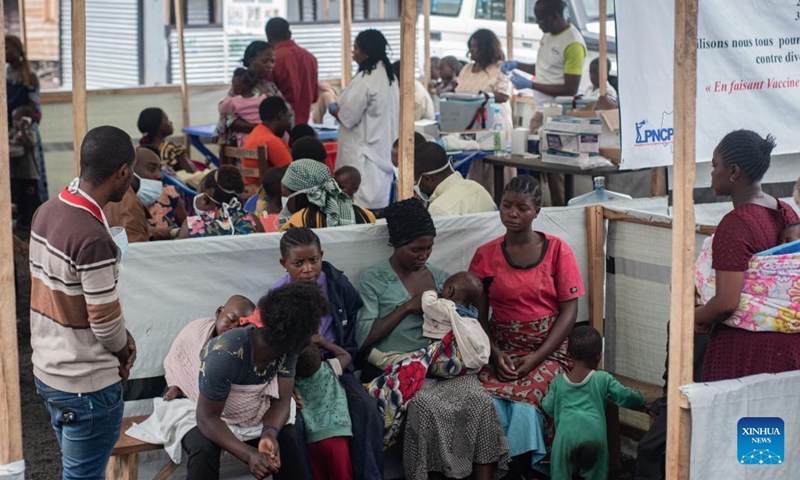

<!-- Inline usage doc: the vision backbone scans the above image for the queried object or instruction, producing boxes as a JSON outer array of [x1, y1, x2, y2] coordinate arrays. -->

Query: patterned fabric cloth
[[159, 141, 188, 169], [696, 235, 800, 333], [366, 332, 476, 450], [282, 159, 356, 227], [404, 375, 510, 480], [186, 203, 260, 237], [148, 185, 181, 229]]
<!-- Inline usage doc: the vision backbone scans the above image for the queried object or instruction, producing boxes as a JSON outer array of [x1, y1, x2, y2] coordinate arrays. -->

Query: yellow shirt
[[427, 172, 497, 217]]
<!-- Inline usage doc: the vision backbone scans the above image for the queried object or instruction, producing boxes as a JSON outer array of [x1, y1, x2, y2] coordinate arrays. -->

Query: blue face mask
[[135, 175, 163, 206]]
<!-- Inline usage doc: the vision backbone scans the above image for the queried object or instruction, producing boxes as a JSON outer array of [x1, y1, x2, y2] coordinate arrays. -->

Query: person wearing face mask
[[104, 147, 177, 242], [179, 166, 264, 238], [137, 145, 187, 233], [356, 199, 509, 480], [28, 126, 137, 478], [279, 158, 376, 231], [413, 142, 496, 217]]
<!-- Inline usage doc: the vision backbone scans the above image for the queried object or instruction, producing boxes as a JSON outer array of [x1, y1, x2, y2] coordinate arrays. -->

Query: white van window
[[432, 0, 463, 16], [583, 0, 615, 21], [475, 0, 511, 21], [525, 0, 572, 23]]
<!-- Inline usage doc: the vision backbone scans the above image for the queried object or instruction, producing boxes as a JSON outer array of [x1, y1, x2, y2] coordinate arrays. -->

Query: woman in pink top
[[218, 69, 266, 146]]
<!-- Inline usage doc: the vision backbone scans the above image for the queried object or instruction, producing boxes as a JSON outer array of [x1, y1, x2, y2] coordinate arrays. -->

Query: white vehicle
[[419, 0, 617, 89]]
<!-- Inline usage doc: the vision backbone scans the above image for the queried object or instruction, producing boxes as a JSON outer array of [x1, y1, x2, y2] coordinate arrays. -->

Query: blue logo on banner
[[738, 417, 784, 465], [634, 112, 674, 149]]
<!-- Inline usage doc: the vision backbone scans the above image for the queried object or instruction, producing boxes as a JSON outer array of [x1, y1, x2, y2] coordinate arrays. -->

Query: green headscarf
[[282, 159, 356, 227]]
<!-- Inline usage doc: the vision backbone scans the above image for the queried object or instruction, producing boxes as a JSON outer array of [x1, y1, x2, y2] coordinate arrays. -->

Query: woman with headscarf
[[214, 41, 294, 147], [6, 34, 48, 202], [356, 199, 509, 480], [280, 159, 375, 231], [330, 29, 399, 214], [177, 166, 264, 238]]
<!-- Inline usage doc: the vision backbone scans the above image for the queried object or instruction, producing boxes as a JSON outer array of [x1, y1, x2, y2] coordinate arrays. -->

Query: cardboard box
[[548, 115, 603, 135], [544, 132, 600, 154]]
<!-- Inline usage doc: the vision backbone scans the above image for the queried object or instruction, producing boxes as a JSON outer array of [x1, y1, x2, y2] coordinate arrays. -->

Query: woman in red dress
[[469, 176, 584, 476], [695, 130, 800, 381]]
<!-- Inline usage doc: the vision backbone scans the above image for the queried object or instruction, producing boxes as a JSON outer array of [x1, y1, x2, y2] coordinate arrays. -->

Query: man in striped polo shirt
[[30, 125, 138, 478]]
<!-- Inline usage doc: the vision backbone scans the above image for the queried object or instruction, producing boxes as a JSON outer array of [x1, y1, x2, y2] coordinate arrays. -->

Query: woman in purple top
[[269, 227, 384, 480]]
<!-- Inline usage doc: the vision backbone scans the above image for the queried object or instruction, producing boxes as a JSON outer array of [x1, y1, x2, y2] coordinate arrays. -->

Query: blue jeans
[[35, 378, 124, 480]]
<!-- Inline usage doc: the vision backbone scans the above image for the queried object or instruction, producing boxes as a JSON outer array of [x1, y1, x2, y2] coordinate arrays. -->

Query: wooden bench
[[107, 415, 179, 480]]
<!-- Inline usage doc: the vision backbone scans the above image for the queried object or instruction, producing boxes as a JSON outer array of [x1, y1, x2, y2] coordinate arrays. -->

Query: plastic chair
[[389, 175, 397, 205], [244, 194, 259, 214], [162, 173, 196, 197]]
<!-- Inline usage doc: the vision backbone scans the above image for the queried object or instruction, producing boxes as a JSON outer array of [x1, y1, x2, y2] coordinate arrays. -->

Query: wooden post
[[378, 0, 385, 20], [666, 0, 698, 478], [340, 0, 352, 88], [396, 0, 416, 200], [71, 0, 87, 174], [17, 0, 26, 48], [0, 4, 25, 473], [505, 0, 513, 60], [423, 0, 431, 91], [324, 0, 330, 21], [598, 0, 607, 96], [650, 167, 667, 196], [586, 205, 605, 336], [173, 0, 190, 148]]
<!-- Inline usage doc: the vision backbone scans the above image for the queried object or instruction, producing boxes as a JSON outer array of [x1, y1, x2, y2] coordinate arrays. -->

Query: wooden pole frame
[[423, 0, 431, 91], [17, 0, 26, 49], [71, 0, 87, 174], [666, 0, 698, 478], [173, 0, 190, 148], [0, 1, 25, 472], [396, 0, 416, 201], [340, 0, 352, 88], [505, 0, 513, 60], [598, 0, 607, 96]]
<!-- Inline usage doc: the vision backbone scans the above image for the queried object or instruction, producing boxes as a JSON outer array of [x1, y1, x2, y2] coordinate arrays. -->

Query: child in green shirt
[[295, 334, 354, 480], [542, 326, 646, 480]]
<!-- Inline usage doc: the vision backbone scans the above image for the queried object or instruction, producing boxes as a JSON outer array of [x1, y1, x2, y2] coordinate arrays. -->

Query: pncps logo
[[737, 417, 784, 465], [633, 112, 674, 148]]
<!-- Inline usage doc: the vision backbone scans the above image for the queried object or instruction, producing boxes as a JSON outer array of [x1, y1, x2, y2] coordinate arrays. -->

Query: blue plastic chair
[[389, 175, 397, 205], [244, 194, 259, 214], [162, 173, 196, 197]]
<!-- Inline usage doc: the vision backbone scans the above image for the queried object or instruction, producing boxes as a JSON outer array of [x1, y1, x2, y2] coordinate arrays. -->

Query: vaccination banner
[[616, 0, 800, 170]]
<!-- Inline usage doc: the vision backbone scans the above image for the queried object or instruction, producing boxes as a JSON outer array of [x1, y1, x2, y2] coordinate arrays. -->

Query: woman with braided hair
[[469, 175, 584, 476], [280, 158, 375, 230], [695, 130, 800, 381], [357, 198, 509, 480], [330, 29, 399, 213]]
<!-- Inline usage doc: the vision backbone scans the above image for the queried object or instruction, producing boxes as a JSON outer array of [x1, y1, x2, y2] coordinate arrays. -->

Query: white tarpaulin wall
[[616, 0, 800, 169], [681, 371, 800, 479], [118, 210, 591, 416]]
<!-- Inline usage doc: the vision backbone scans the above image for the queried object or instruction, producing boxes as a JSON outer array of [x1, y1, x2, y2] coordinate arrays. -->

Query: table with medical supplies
[[482, 154, 619, 205]]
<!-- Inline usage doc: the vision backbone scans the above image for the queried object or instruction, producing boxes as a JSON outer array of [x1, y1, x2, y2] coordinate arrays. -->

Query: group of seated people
[[130, 173, 665, 480]]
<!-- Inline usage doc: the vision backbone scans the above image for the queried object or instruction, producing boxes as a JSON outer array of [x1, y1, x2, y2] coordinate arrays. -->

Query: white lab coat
[[336, 61, 399, 210]]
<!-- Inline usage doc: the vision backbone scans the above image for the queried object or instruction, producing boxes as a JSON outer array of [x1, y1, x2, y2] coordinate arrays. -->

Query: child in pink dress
[[218, 68, 266, 146]]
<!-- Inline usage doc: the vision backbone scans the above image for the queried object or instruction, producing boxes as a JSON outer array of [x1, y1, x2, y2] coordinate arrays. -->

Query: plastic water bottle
[[567, 176, 633, 206], [492, 106, 503, 155]]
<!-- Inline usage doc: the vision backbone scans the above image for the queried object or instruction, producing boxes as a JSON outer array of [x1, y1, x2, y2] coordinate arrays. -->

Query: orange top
[[241, 124, 292, 185]]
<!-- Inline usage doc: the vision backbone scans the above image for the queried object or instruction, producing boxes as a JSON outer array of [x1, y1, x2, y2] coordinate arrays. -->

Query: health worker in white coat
[[330, 29, 399, 212]]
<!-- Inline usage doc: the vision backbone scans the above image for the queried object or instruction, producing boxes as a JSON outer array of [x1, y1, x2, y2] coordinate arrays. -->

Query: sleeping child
[[542, 326, 645, 480], [163, 294, 256, 401], [295, 334, 354, 480]]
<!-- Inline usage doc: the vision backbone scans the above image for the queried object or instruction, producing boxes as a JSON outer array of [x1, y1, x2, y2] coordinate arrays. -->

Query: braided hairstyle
[[257, 282, 327, 357], [502, 175, 544, 209], [715, 130, 776, 184], [242, 41, 272, 68], [279, 226, 322, 258], [355, 29, 395, 85], [137, 107, 165, 144]]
